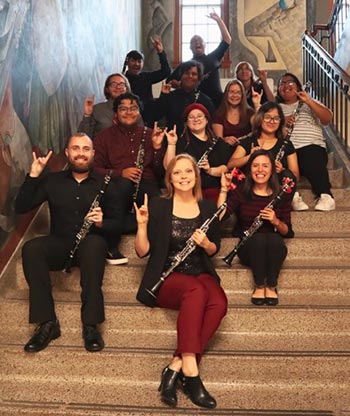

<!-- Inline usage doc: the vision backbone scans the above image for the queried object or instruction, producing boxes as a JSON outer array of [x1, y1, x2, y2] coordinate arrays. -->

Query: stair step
[[2, 300, 349, 353], [0, 402, 337, 416], [1, 347, 349, 412], [298, 167, 344, 188]]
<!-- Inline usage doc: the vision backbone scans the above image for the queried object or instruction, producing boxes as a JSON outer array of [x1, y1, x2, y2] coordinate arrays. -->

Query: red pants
[[157, 272, 227, 362]]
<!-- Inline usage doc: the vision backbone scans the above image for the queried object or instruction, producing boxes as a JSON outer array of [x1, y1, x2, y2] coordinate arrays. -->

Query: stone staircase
[[0, 153, 350, 416]]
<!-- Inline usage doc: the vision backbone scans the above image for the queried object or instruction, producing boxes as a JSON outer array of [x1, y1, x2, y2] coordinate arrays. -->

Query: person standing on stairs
[[134, 154, 227, 409], [15, 133, 122, 353], [277, 72, 335, 211]]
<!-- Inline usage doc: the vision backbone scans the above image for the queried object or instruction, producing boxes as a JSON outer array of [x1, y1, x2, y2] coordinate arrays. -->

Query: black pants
[[296, 144, 332, 197], [113, 177, 161, 234], [22, 234, 107, 325], [238, 233, 287, 288]]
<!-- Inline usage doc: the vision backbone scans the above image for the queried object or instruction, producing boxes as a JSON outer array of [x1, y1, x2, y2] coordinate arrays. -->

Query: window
[[174, 0, 230, 67]]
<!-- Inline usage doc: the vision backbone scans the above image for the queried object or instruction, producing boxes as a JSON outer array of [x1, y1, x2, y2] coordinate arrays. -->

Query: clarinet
[[63, 171, 112, 273], [130, 127, 147, 214], [145, 202, 227, 298], [223, 179, 294, 266], [197, 136, 219, 167], [275, 81, 312, 163], [122, 55, 128, 75]]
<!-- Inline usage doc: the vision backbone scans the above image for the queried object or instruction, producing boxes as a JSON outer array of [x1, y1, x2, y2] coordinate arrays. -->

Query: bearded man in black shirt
[[15, 133, 122, 353]]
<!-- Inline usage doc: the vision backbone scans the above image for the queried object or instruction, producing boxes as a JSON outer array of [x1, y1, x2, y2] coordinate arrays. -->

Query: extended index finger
[[144, 193, 148, 207]]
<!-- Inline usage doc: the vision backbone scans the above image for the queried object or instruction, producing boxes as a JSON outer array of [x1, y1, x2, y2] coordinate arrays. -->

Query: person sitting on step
[[15, 133, 123, 353], [93, 92, 166, 263], [134, 154, 227, 409], [218, 149, 294, 306], [277, 72, 335, 211], [78, 73, 131, 139]]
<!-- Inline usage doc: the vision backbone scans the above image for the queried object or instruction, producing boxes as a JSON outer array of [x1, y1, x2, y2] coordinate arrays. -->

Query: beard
[[67, 156, 94, 173]]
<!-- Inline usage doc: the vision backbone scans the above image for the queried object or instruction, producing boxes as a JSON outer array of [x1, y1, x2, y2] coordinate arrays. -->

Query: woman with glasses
[[212, 79, 261, 147], [277, 72, 335, 211], [234, 61, 275, 109], [163, 103, 231, 202], [227, 101, 299, 187], [78, 73, 131, 139]]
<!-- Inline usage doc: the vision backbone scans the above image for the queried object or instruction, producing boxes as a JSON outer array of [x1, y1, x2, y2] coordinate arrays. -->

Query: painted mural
[[0, 0, 140, 248], [229, 0, 306, 84]]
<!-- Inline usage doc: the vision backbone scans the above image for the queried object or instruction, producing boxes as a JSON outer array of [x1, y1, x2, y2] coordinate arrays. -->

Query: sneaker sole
[[106, 258, 129, 265]]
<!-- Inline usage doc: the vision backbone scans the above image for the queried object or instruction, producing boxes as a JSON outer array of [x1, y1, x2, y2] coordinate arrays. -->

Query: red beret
[[182, 103, 211, 120]]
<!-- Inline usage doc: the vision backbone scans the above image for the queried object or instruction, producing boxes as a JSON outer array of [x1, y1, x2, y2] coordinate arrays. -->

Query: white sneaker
[[106, 250, 128, 265], [292, 192, 309, 211], [314, 194, 335, 211]]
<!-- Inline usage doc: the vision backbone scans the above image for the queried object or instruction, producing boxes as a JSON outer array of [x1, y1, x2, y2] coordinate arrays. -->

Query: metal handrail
[[302, 32, 350, 154]]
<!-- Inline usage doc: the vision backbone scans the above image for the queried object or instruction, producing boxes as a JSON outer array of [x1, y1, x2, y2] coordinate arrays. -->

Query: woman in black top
[[134, 154, 227, 409], [163, 103, 231, 202]]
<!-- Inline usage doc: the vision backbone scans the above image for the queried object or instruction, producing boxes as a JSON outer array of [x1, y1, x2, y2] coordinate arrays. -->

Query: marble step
[[0, 403, 337, 416], [1, 300, 349, 353], [3, 260, 350, 307], [1, 347, 349, 412]]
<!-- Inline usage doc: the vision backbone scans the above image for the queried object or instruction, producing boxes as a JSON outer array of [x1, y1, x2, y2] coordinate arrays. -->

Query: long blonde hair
[[163, 154, 202, 201]]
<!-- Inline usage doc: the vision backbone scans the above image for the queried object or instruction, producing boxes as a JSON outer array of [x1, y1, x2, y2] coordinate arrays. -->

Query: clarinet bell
[[222, 249, 238, 266]]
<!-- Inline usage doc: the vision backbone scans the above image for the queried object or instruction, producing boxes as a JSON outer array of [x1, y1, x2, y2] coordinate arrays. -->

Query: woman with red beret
[[163, 103, 231, 202]]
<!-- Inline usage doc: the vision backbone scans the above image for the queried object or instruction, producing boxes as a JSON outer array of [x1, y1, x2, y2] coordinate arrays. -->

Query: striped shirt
[[280, 101, 327, 150]]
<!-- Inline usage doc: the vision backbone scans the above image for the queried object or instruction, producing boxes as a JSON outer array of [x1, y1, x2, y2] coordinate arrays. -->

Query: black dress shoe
[[265, 288, 279, 306], [251, 288, 265, 306], [181, 375, 217, 409], [158, 366, 179, 407], [24, 320, 61, 352], [83, 324, 104, 352]]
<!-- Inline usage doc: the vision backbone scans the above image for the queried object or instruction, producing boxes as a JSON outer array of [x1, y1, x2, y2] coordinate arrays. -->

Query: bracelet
[[220, 189, 228, 194]]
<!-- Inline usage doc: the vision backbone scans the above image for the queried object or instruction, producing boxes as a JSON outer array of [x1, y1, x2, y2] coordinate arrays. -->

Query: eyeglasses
[[263, 115, 281, 123], [278, 80, 296, 88], [118, 106, 139, 113], [109, 81, 126, 88], [228, 90, 243, 96], [187, 114, 205, 121]]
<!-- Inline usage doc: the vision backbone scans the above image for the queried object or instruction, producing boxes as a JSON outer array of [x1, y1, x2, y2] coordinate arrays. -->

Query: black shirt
[[15, 170, 122, 241]]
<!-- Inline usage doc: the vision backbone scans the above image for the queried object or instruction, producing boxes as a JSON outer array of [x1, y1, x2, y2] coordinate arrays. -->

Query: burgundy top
[[212, 113, 252, 139], [226, 187, 293, 236], [93, 124, 164, 182]]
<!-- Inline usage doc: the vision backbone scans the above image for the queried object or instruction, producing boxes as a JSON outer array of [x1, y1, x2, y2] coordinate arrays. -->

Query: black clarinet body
[[130, 127, 147, 213], [275, 81, 312, 163], [197, 136, 219, 167], [223, 181, 293, 266], [145, 202, 227, 298], [63, 172, 112, 273]]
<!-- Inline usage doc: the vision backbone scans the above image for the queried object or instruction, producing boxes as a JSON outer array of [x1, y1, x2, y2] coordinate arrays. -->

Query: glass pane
[[182, 25, 196, 42], [182, 0, 220, 5], [182, 44, 193, 61], [182, 7, 195, 24]]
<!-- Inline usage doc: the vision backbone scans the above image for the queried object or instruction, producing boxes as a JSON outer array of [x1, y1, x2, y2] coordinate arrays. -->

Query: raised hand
[[164, 124, 177, 145], [257, 69, 268, 83], [150, 36, 163, 53], [161, 81, 172, 95], [152, 121, 166, 149], [84, 95, 95, 116], [220, 170, 232, 191], [207, 8, 220, 22], [251, 87, 263, 109], [134, 193, 149, 225], [30, 151, 53, 178]]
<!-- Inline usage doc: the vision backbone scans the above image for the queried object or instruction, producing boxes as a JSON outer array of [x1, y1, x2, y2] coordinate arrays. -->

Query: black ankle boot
[[182, 375, 217, 408], [158, 367, 179, 407]]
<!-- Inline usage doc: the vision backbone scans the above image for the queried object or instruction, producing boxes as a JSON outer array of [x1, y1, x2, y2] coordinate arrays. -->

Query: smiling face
[[186, 109, 208, 135], [116, 98, 140, 127], [278, 75, 299, 104], [170, 157, 197, 194], [251, 154, 272, 185], [181, 65, 200, 92], [127, 57, 144, 76], [261, 108, 281, 135], [105, 75, 127, 99], [65, 134, 95, 173], [236, 63, 253, 85], [190, 35, 205, 56], [227, 83, 243, 106]]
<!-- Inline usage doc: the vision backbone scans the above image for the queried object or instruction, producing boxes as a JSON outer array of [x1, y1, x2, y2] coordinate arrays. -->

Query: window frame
[[173, 0, 230, 68]]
